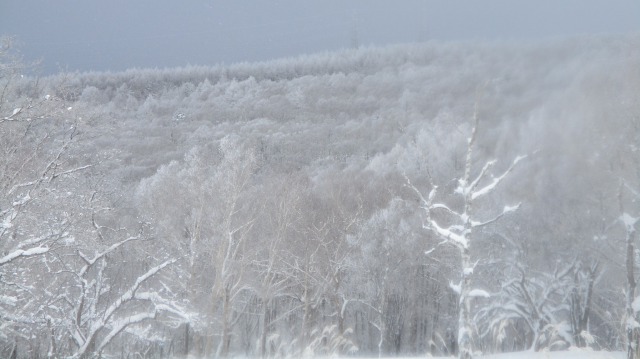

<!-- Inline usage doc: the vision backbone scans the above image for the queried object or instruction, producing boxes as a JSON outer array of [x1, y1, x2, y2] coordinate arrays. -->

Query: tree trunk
[[260, 299, 270, 358], [184, 322, 190, 357], [571, 263, 597, 347], [622, 185, 638, 359], [457, 109, 476, 359], [378, 262, 390, 358], [301, 265, 312, 353], [458, 245, 473, 359], [627, 227, 637, 359], [220, 289, 232, 358]]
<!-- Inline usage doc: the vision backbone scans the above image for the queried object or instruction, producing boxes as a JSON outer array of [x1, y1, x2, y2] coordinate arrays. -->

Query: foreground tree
[[48, 191, 189, 358], [619, 183, 640, 359], [407, 108, 524, 359], [476, 259, 583, 351], [1, 39, 190, 358], [0, 37, 90, 357]]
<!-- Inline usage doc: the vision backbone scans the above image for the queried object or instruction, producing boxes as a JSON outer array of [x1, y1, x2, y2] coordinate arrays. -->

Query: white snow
[[513, 154, 528, 165], [0, 295, 17, 306], [633, 295, 640, 314], [449, 281, 461, 295], [470, 155, 524, 201], [627, 316, 640, 330], [0, 246, 49, 265], [469, 289, 491, 298], [12, 193, 31, 206], [580, 331, 596, 346], [353, 350, 624, 359], [481, 350, 624, 359], [430, 220, 468, 248], [621, 212, 638, 231], [503, 204, 521, 213], [20, 246, 49, 256], [1, 215, 13, 229]]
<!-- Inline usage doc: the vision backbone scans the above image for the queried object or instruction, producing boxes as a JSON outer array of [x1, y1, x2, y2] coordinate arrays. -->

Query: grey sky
[[1, 0, 639, 74]]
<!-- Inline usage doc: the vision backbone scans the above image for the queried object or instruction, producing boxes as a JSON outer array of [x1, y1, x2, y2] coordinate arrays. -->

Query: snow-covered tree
[[0, 38, 91, 357], [137, 135, 259, 357], [476, 260, 580, 352], [407, 108, 525, 359], [619, 183, 640, 359], [569, 261, 599, 348], [248, 176, 304, 358], [4, 36, 640, 357], [355, 197, 426, 357], [41, 192, 191, 359]]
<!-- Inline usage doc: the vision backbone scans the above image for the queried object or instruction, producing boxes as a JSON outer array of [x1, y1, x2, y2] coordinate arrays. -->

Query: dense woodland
[[1, 35, 640, 358]]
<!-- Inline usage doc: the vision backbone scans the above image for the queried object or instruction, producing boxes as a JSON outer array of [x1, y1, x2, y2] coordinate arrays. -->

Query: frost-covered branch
[[96, 311, 157, 353], [476, 262, 578, 351], [72, 259, 176, 358], [624, 182, 640, 200], [427, 219, 468, 249], [101, 259, 175, 325], [470, 155, 526, 201], [471, 203, 521, 228], [50, 164, 94, 180], [0, 246, 48, 267], [77, 234, 140, 277], [406, 108, 525, 359]]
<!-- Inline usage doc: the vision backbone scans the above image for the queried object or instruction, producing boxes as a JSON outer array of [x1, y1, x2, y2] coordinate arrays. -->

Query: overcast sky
[[1, 0, 639, 74]]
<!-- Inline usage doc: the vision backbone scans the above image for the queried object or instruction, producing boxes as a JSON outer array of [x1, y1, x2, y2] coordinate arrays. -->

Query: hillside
[[1, 36, 639, 358]]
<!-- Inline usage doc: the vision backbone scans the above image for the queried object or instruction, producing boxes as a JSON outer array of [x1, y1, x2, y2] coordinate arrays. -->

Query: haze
[[4, 1, 640, 359], [1, 0, 639, 74]]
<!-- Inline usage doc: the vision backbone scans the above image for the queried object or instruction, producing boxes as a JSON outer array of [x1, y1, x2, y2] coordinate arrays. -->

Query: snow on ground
[[210, 350, 625, 359], [480, 350, 624, 359], [351, 351, 624, 359]]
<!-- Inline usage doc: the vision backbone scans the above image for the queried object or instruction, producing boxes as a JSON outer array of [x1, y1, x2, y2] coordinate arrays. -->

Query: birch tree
[[407, 109, 525, 359], [249, 176, 303, 358], [137, 135, 258, 357], [620, 182, 640, 359], [201, 137, 258, 357]]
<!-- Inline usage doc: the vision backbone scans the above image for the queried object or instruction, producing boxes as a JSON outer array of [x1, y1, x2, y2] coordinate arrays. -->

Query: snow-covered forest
[[1, 35, 640, 358]]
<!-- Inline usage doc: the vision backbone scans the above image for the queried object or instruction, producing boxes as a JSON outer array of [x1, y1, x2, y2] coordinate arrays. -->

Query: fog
[[2, 2, 640, 359], [2, 34, 640, 357], [1, 0, 639, 73]]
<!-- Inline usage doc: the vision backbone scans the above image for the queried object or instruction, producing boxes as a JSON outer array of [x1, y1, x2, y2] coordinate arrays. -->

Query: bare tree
[[476, 260, 578, 351], [0, 38, 93, 357], [620, 182, 640, 359], [407, 108, 524, 359], [137, 136, 259, 357], [59, 196, 189, 358], [250, 176, 303, 358], [570, 261, 599, 348]]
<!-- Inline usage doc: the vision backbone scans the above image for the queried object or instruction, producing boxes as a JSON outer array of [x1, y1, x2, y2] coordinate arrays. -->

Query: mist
[[2, 33, 640, 357], [2, 2, 640, 359], [1, 1, 640, 73]]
